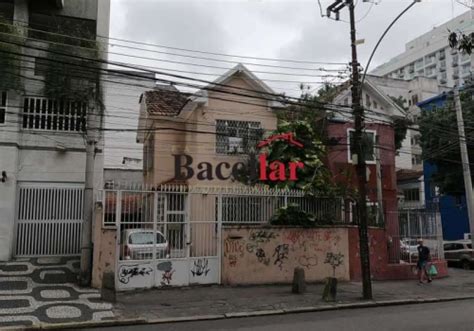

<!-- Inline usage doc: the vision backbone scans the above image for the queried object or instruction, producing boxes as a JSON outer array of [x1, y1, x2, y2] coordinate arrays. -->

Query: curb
[[17, 295, 474, 330]]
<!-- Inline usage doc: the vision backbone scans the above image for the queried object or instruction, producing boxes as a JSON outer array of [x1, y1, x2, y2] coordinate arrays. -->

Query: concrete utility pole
[[79, 92, 99, 286], [327, 0, 372, 299], [453, 87, 474, 249]]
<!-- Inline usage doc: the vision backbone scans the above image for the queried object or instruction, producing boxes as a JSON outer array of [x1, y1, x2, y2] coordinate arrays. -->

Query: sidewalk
[[113, 268, 474, 323]]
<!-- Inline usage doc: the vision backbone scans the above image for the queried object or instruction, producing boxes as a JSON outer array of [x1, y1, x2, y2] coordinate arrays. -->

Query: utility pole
[[79, 87, 99, 286], [453, 87, 474, 249], [327, 0, 372, 299]]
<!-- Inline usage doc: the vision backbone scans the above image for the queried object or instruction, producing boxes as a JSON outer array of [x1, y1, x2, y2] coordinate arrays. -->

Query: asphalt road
[[77, 299, 474, 331]]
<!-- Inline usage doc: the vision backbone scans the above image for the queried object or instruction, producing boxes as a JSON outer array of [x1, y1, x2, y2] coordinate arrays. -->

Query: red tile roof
[[144, 87, 190, 116]]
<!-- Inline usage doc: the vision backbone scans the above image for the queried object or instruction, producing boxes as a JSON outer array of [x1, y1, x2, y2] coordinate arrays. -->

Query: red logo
[[257, 132, 304, 149]]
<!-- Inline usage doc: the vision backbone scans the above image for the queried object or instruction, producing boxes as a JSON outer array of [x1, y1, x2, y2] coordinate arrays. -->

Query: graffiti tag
[[298, 256, 318, 269], [249, 230, 278, 243], [273, 244, 289, 270], [118, 265, 153, 284], [224, 238, 245, 257], [256, 248, 270, 265], [157, 261, 175, 286], [191, 258, 210, 277]]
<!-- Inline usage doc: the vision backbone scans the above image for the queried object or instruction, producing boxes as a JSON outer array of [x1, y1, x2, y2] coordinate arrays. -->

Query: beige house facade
[[137, 64, 282, 187]]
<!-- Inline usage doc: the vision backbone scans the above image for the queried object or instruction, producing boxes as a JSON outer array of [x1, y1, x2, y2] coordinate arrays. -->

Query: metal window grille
[[22, 97, 86, 132], [216, 120, 262, 154]]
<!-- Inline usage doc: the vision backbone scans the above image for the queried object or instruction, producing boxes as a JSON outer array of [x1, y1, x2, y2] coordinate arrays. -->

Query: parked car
[[443, 240, 473, 270], [400, 238, 418, 262], [121, 229, 169, 260]]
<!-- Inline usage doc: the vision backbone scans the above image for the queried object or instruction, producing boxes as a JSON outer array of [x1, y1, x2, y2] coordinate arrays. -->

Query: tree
[[235, 85, 338, 195], [389, 96, 411, 151], [449, 31, 473, 55], [419, 91, 474, 196]]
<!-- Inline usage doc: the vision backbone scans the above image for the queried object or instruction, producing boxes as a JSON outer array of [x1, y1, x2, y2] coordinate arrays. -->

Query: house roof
[[396, 169, 423, 182], [143, 87, 191, 117]]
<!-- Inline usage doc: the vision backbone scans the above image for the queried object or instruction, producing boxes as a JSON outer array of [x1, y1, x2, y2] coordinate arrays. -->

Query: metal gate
[[15, 183, 84, 257], [112, 187, 220, 290]]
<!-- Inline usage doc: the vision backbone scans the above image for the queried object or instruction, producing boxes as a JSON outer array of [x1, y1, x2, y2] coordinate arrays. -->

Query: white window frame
[[215, 119, 262, 155], [347, 128, 376, 165], [0, 91, 7, 125]]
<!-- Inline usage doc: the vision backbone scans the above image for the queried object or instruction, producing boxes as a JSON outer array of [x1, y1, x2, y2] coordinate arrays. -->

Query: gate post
[[217, 193, 223, 284], [152, 191, 158, 261], [114, 190, 122, 290]]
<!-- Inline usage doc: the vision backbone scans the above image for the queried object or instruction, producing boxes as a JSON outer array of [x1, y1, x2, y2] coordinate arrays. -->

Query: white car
[[121, 229, 169, 260]]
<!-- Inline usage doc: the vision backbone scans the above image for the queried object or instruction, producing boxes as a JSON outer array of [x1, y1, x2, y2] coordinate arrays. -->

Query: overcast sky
[[108, 0, 470, 94], [103, 0, 471, 168]]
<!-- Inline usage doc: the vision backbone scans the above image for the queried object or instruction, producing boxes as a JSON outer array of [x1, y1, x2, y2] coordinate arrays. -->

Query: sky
[[108, 0, 470, 94], [103, 0, 471, 168]]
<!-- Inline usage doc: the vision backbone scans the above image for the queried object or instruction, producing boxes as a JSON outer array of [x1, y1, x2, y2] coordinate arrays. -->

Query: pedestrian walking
[[416, 239, 432, 284]]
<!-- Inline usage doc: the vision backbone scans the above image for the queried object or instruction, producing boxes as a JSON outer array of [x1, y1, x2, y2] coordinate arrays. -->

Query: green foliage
[[393, 117, 411, 151], [269, 203, 338, 227], [0, 19, 24, 91], [419, 92, 474, 196], [448, 31, 473, 55], [389, 96, 411, 151], [42, 42, 103, 104]]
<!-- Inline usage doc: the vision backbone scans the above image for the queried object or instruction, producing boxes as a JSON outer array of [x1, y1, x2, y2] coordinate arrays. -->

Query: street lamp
[[360, 0, 421, 87]]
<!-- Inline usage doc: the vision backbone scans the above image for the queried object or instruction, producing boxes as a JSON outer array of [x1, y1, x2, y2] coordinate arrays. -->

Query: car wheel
[[461, 259, 471, 270]]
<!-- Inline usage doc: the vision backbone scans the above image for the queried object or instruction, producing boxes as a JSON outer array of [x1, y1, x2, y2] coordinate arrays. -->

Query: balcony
[[414, 61, 424, 70], [461, 53, 471, 63]]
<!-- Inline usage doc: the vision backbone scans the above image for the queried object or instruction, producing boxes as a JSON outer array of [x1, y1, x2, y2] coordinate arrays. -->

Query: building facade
[[371, 10, 474, 88], [418, 92, 470, 240], [0, 0, 110, 261], [137, 64, 281, 187]]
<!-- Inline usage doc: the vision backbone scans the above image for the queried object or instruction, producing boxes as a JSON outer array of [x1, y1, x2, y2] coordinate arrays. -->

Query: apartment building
[[0, 0, 110, 261], [371, 10, 474, 88]]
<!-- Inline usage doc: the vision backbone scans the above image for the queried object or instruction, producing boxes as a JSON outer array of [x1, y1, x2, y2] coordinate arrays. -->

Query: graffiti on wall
[[324, 252, 344, 277], [157, 261, 175, 285], [298, 255, 318, 269], [249, 230, 278, 243], [273, 244, 289, 269], [223, 229, 347, 280], [118, 264, 153, 284], [191, 258, 210, 277]]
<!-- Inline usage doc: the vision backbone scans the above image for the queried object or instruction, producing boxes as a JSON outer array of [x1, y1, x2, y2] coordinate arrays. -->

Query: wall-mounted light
[[1, 171, 7, 183]]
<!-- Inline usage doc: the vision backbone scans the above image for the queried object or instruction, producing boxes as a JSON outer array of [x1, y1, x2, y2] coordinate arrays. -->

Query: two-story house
[[137, 64, 282, 187], [0, 0, 110, 261]]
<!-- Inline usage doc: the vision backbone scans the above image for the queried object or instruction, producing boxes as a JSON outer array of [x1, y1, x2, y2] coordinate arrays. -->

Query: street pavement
[[0, 257, 114, 329], [2, 266, 474, 329], [75, 299, 474, 331], [113, 268, 474, 321]]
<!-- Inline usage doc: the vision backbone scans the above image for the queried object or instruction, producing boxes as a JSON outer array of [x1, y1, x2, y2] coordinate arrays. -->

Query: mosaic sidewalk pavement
[[0, 257, 114, 329]]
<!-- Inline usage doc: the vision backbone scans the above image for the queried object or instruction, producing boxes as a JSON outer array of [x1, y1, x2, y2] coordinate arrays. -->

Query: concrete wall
[[103, 73, 155, 169], [222, 227, 350, 285]]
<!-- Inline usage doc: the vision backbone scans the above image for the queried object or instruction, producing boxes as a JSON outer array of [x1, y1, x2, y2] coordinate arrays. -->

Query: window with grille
[[403, 188, 420, 202], [216, 120, 262, 154], [0, 92, 6, 124], [22, 97, 86, 132], [348, 129, 376, 163]]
